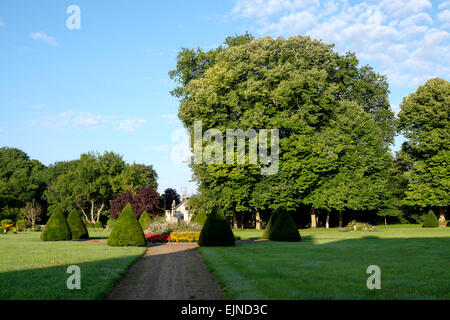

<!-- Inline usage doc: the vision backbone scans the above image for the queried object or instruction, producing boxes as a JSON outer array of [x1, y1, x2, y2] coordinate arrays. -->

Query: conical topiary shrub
[[107, 203, 146, 247], [139, 210, 152, 230], [263, 211, 281, 239], [67, 209, 89, 240], [198, 207, 235, 247], [40, 206, 72, 241], [423, 210, 439, 228], [269, 210, 301, 242]]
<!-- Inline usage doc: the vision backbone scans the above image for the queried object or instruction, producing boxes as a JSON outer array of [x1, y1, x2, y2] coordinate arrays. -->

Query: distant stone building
[[165, 192, 191, 222]]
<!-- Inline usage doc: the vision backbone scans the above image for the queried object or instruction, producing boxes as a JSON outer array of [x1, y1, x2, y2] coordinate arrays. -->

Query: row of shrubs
[[40, 207, 90, 241]]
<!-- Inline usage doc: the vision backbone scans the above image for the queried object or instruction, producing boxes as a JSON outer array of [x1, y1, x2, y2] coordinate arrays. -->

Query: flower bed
[[169, 231, 200, 243], [145, 234, 170, 243]]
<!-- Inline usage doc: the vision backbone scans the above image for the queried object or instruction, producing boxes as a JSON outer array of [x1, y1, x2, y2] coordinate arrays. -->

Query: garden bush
[[15, 219, 28, 231], [107, 203, 146, 247], [198, 207, 235, 247], [1, 219, 13, 227], [107, 218, 116, 230], [423, 210, 439, 228], [191, 210, 208, 225], [139, 210, 152, 230], [263, 211, 281, 239], [67, 209, 89, 240], [40, 206, 72, 241], [269, 210, 301, 242]]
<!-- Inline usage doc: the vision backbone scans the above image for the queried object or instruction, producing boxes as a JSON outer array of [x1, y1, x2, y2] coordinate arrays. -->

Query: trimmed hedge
[[423, 210, 439, 228], [198, 207, 235, 247], [192, 210, 208, 225], [139, 210, 152, 230], [263, 211, 281, 239], [269, 210, 302, 242], [40, 206, 72, 241], [107, 203, 146, 247], [67, 209, 89, 240]]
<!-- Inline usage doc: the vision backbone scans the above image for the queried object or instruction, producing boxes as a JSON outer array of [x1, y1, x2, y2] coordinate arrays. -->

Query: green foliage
[[15, 219, 28, 231], [423, 210, 439, 228], [1, 219, 13, 227], [397, 78, 449, 211], [198, 207, 235, 247], [67, 209, 89, 240], [269, 211, 301, 242], [171, 34, 395, 221], [44, 152, 159, 223], [107, 218, 116, 230], [107, 204, 146, 247], [192, 210, 208, 225], [40, 206, 72, 241], [139, 210, 152, 230], [0, 147, 46, 213], [263, 211, 281, 239]]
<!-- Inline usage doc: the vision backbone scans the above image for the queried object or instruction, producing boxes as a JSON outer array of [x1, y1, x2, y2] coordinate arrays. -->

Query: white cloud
[[437, 9, 450, 29], [113, 118, 147, 133], [439, 1, 450, 9], [379, 0, 431, 18], [30, 31, 57, 46], [40, 110, 147, 133], [231, 0, 449, 89], [263, 10, 317, 34], [161, 114, 179, 123]]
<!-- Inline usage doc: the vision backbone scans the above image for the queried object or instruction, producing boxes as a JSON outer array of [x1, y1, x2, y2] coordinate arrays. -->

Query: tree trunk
[[255, 211, 261, 230], [384, 217, 387, 226], [233, 214, 238, 229], [90, 200, 95, 224], [326, 213, 330, 229], [96, 203, 105, 222], [439, 207, 446, 227], [338, 211, 343, 228], [80, 208, 89, 223], [311, 208, 317, 229]]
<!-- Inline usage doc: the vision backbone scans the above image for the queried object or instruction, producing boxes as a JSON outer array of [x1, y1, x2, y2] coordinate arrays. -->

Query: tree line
[[171, 33, 449, 228], [0, 149, 162, 226]]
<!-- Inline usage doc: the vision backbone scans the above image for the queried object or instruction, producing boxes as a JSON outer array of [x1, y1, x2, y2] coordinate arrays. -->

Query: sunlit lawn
[[200, 226, 450, 300], [0, 231, 145, 300]]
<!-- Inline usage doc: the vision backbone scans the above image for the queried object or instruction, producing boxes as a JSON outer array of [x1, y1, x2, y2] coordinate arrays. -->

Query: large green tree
[[0, 147, 46, 219], [397, 78, 449, 222], [170, 34, 395, 226]]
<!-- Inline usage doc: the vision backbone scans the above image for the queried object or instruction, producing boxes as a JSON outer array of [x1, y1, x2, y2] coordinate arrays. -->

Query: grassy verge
[[200, 227, 450, 300], [0, 232, 146, 300]]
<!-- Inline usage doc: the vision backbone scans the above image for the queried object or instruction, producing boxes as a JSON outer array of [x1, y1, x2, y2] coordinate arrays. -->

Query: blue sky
[[0, 0, 449, 196]]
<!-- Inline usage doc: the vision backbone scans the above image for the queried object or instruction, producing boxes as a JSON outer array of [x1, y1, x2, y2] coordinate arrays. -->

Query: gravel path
[[107, 243, 224, 300]]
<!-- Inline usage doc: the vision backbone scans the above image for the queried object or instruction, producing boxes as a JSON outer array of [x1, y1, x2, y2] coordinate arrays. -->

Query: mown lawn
[[0, 231, 145, 300], [200, 226, 450, 300]]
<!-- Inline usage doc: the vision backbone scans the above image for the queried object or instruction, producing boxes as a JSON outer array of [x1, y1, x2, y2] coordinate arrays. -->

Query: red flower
[[145, 234, 170, 243]]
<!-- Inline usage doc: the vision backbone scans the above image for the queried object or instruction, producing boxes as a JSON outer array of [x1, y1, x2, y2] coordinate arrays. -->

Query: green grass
[[0, 231, 146, 300], [200, 227, 450, 300]]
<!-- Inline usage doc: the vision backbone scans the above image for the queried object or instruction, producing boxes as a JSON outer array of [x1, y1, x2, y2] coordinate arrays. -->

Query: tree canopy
[[170, 34, 395, 225], [397, 78, 449, 219]]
